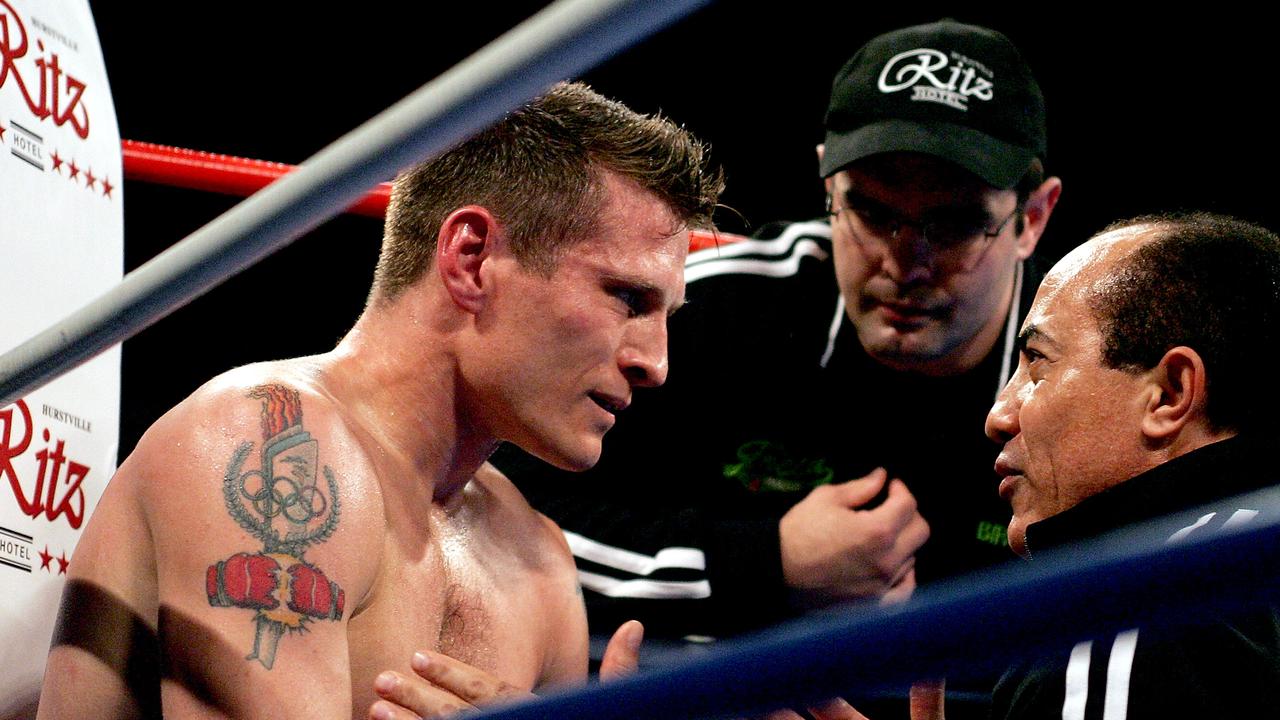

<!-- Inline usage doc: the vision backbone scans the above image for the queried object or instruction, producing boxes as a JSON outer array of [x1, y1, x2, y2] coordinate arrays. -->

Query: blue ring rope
[[465, 486, 1280, 720]]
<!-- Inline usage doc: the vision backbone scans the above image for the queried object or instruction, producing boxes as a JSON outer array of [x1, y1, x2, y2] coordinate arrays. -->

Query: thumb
[[830, 467, 889, 508], [600, 620, 643, 682]]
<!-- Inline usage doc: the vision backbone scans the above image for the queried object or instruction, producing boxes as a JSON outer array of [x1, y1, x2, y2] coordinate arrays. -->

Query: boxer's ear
[[437, 206, 501, 314]]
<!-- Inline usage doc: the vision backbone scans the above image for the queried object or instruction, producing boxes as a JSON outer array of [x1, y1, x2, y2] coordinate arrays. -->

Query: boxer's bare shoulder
[[39, 359, 384, 720]]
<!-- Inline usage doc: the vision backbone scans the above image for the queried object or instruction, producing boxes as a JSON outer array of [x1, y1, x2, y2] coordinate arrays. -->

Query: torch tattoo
[[206, 384, 344, 669]]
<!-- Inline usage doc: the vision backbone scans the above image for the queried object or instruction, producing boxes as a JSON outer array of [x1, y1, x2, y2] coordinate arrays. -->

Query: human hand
[[880, 567, 916, 606], [779, 468, 930, 605], [759, 684, 943, 720], [600, 619, 644, 681], [367, 620, 644, 719], [762, 698, 869, 719], [589, 621, 897, 720], [368, 651, 531, 719], [909, 679, 945, 720], [598, 621, 863, 720]]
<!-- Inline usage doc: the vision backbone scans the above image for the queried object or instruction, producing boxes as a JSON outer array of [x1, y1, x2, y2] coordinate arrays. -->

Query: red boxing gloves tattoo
[[286, 561, 344, 619], [206, 553, 344, 619], [207, 552, 282, 610]]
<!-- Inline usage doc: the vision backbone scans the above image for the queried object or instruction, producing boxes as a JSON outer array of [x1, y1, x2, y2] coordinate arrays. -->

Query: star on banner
[[57, 551, 69, 575], [51, 149, 64, 173], [101, 176, 114, 198], [84, 167, 97, 190], [67, 159, 80, 180], [39, 546, 53, 572]]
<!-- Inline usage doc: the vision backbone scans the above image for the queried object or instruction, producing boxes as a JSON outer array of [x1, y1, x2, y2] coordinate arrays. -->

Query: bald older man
[[984, 211, 1280, 718]]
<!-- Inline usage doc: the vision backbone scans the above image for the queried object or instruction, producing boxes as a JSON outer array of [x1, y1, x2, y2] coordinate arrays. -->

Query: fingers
[[410, 651, 529, 706], [369, 698, 426, 720], [873, 480, 930, 550], [600, 620, 644, 682], [782, 473, 927, 604], [369, 652, 532, 719], [810, 698, 871, 720], [875, 480, 919, 529], [371, 669, 474, 719], [879, 566, 916, 606], [909, 680, 945, 720], [759, 698, 868, 720], [854, 480, 927, 600], [832, 474, 929, 552], [828, 467, 889, 508]]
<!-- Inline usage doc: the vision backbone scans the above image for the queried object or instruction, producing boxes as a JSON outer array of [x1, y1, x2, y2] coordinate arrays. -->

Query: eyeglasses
[[825, 193, 1021, 274]]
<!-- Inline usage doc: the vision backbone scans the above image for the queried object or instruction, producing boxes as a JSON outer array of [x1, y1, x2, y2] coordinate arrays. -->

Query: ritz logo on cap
[[877, 48, 994, 112]]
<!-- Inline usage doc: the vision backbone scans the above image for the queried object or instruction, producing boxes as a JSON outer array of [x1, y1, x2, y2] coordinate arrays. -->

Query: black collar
[[1024, 434, 1276, 556]]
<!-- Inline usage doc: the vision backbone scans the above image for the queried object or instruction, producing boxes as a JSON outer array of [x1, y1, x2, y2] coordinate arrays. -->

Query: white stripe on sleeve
[[577, 570, 712, 599], [685, 239, 828, 284], [1222, 508, 1260, 530], [1103, 629, 1139, 720], [1063, 640, 1093, 720], [685, 220, 831, 268], [1167, 512, 1217, 544], [564, 530, 706, 575]]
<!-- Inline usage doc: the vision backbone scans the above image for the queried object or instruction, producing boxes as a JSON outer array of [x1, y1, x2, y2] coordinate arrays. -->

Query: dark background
[[88, 3, 1280, 460]]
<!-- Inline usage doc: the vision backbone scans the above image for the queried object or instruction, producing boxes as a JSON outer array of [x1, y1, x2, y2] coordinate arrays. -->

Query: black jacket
[[992, 434, 1280, 719], [495, 220, 1041, 638]]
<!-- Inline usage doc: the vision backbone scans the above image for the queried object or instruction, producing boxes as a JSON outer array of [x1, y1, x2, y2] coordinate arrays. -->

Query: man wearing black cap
[[497, 19, 1061, 644]]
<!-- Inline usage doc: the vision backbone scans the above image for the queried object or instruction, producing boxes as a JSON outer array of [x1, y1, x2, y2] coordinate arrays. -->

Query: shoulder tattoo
[[205, 384, 345, 669]]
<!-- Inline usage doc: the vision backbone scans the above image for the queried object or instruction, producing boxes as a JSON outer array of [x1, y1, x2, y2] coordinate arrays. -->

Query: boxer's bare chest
[[345, 512, 549, 715]]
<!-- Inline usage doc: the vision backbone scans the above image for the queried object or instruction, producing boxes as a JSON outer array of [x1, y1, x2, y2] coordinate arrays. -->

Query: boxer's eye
[[607, 283, 651, 318]]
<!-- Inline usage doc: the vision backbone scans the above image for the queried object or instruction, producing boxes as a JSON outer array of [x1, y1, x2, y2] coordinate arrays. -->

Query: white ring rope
[[0, 0, 710, 407]]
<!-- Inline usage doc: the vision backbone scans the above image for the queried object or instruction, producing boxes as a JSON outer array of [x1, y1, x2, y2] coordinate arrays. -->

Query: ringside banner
[[0, 1, 121, 715]]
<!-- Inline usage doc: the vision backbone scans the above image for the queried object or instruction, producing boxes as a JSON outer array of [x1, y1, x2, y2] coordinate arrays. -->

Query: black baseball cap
[[820, 19, 1046, 189]]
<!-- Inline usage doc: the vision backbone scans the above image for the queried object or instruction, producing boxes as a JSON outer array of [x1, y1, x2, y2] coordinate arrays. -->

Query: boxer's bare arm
[[40, 378, 379, 719], [367, 622, 642, 719]]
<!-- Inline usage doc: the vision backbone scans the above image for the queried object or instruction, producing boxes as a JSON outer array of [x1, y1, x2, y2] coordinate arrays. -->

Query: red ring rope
[[120, 140, 734, 252]]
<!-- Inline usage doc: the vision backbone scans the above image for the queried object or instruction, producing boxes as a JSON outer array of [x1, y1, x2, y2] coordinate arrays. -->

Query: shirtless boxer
[[35, 82, 722, 720]]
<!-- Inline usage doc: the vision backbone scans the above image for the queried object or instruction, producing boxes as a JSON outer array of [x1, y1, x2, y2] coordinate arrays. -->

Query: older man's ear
[[1139, 345, 1209, 445]]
